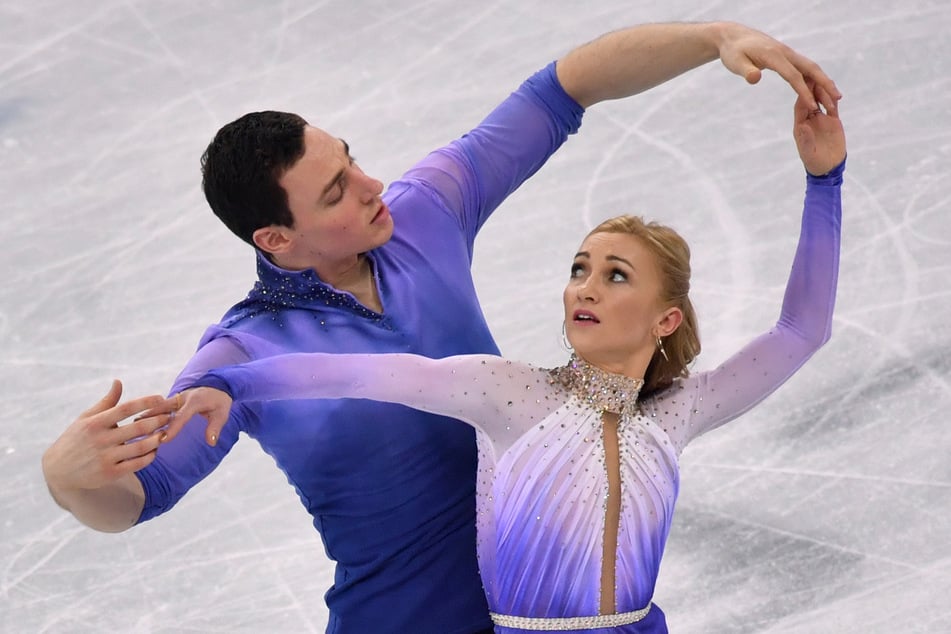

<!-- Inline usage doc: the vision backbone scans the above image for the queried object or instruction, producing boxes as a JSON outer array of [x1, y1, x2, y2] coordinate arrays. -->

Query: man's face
[[275, 126, 393, 273]]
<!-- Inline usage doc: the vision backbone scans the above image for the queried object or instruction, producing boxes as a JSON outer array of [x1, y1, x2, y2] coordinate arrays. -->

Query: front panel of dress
[[479, 398, 679, 618]]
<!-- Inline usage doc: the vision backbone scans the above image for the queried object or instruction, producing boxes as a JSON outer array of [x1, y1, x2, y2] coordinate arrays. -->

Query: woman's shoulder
[[639, 377, 697, 412]]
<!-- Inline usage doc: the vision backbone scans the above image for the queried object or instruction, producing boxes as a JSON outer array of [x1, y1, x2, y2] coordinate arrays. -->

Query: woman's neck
[[551, 354, 644, 415]]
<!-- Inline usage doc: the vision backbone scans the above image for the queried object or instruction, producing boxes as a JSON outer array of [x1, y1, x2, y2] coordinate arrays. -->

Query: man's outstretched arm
[[557, 21, 840, 110]]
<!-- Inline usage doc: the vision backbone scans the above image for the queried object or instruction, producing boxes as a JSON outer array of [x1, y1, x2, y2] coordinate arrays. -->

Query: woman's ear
[[252, 226, 293, 255], [654, 307, 683, 338]]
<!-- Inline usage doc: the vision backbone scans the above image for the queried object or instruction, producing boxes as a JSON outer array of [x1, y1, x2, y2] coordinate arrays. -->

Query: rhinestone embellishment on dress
[[549, 354, 644, 417]]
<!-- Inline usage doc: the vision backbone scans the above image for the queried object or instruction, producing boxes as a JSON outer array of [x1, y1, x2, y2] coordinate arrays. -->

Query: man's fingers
[[752, 45, 828, 111], [804, 63, 842, 103], [117, 426, 164, 456], [93, 394, 168, 430], [116, 412, 172, 445], [116, 450, 159, 475], [764, 53, 818, 111], [135, 396, 180, 422], [787, 52, 841, 108], [89, 428, 163, 479], [815, 84, 839, 117], [79, 380, 123, 418], [113, 438, 161, 474], [733, 51, 812, 107], [793, 90, 816, 123]]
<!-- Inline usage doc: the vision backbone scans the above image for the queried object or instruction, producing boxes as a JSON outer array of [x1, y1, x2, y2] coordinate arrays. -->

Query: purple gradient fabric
[[195, 163, 843, 632], [134, 62, 584, 634]]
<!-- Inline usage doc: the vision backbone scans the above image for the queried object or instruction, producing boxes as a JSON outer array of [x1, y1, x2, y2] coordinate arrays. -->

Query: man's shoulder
[[196, 300, 310, 358]]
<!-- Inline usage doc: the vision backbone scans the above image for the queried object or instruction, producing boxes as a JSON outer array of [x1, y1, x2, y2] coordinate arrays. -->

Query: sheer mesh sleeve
[[645, 162, 844, 453], [136, 334, 252, 522], [398, 62, 584, 246], [197, 353, 565, 458]]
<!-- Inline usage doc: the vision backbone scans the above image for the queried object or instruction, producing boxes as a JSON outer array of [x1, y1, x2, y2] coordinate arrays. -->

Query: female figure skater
[[154, 92, 845, 633]]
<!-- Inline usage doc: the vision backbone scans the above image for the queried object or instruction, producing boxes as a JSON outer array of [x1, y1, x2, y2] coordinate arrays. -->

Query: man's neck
[[274, 252, 382, 313], [332, 256, 382, 313]]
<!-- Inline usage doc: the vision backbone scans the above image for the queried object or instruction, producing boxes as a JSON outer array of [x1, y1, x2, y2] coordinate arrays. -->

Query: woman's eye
[[610, 269, 627, 282], [570, 263, 584, 278]]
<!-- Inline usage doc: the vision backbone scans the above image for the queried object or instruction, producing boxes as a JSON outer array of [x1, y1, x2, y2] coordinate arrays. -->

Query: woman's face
[[562, 231, 672, 376]]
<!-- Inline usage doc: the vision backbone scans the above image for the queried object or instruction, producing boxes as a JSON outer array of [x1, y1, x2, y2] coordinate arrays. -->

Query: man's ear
[[654, 307, 683, 338], [252, 226, 293, 255]]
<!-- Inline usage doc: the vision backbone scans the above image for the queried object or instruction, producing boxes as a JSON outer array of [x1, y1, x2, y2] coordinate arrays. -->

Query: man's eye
[[327, 180, 346, 205]]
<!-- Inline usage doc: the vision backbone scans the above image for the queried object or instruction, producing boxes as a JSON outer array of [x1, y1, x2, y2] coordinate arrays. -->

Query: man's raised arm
[[557, 21, 840, 110]]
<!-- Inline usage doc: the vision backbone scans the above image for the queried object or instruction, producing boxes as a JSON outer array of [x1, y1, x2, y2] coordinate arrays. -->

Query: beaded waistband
[[490, 605, 651, 631]]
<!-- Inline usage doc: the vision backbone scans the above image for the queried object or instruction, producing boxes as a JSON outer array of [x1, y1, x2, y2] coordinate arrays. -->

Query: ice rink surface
[[2, 1, 950, 632]]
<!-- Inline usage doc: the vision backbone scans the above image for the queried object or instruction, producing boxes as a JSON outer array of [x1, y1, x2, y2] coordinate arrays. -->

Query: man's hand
[[42, 381, 167, 497], [41, 381, 167, 531], [715, 22, 841, 112]]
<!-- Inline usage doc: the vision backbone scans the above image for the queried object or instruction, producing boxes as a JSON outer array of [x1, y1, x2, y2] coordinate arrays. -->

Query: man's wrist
[[705, 21, 734, 54]]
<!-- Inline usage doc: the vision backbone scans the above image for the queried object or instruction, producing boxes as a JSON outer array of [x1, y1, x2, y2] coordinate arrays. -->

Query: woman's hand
[[139, 387, 234, 447], [794, 81, 846, 176]]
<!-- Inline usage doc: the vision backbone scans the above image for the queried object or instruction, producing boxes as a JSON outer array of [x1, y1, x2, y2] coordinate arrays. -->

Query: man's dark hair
[[200, 111, 309, 246]]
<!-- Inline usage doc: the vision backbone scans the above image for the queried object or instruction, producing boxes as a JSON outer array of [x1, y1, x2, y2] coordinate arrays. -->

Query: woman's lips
[[572, 309, 600, 324]]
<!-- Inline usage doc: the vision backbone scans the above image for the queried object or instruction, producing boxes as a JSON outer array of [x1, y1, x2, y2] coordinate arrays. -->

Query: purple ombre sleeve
[[397, 62, 585, 248], [777, 164, 845, 344], [651, 160, 845, 450], [194, 354, 560, 457], [192, 353, 489, 417], [137, 336, 252, 522]]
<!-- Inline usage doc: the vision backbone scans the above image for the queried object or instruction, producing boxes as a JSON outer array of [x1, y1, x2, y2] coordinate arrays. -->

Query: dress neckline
[[549, 354, 644, 416]]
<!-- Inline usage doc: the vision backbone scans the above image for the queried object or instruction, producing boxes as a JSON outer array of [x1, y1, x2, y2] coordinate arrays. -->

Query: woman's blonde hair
[[587, 215, 701, 397]]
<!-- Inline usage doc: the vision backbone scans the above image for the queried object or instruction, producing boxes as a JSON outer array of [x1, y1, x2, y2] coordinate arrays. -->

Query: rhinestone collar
[[549, 354, 644, 416]]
